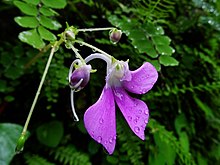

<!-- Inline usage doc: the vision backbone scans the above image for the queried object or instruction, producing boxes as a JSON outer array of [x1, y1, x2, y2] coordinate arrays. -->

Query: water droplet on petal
[[104, 140, 108, 144], [128, 116, 132, 121], [99, 118, 104, 124], [144, 119, 148, 124], [134, 127, 140, 133], [113, 135, 117, 140], [97, 136, 102, 143], [138, 109, 142, 114], [109, 137, 114, 143], [144, 110, 148, 115], [134, 118, 138, 124]]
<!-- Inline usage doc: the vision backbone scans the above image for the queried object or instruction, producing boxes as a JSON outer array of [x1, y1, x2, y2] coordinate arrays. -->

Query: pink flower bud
[[109, 29, 122, 44]]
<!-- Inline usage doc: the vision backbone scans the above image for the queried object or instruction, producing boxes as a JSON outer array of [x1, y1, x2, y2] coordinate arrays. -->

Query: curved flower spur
[[80, 53, 158, 154]]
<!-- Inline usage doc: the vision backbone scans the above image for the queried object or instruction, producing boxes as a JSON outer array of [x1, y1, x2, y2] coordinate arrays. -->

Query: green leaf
[[0, 80, 7, 92], [149, 132, 176, 165], [39, 6, 58, 16], [152, 35, 171, 45], [39, 15, 62, 30], [38, 26, 56, 41], [14, 16, 38, 28], [193, 95, 214, 118], [0, 123, 23, 165], [179, 132, 190, 153], [36, 121, 64, 148], [41, 0, 67, 9], [156, 45, 175, 55], [13, 1, 38, 16], [4, 95, 15, 102], [23, 0, 40, 5], [174, 114, 188, 136], [18, 29, 45, 49], [159, 55, 179, 66]]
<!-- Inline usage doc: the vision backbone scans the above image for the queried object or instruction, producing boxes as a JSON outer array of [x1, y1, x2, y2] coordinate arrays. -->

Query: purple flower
[[83, 59, 158, 154]]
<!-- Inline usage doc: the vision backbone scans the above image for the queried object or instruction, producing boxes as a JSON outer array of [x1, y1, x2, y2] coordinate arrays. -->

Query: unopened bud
[[15, 133, 28, 154], [70, 64, 91, 91], [65, 30, 75, 40], [109, 28, 122, 44]]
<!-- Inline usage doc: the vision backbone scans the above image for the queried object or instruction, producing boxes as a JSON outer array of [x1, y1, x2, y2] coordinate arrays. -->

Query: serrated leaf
[[41, 0, 67, 9], [159, 56, 179, 66], [39, 6, 58, 16], [18, 29, 45, 49], [23, 0, 40, 5], [39, 15, 62, 30], [13, 1, 38, 16], [38, 26, 56, 41], [14, 16, 38, 28], [36, 121, 64, 148], [0, 123, 23, 165]]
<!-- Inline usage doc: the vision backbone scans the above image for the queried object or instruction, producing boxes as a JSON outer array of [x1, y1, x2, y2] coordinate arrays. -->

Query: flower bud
[[70, 64, 91, 91], [109, 28, 122, 44]]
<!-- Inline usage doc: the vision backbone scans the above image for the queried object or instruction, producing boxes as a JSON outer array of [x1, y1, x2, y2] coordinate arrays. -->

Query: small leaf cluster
[[107, 14, 178, 70], [14, 0, 67, 49]]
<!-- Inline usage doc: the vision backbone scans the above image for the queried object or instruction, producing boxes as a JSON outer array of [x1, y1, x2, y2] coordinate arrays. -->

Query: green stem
[[21, 40, 63, 135], [69, 44, 85, 63], [78, 27, 114, 32], [74, 40, 112, 58]]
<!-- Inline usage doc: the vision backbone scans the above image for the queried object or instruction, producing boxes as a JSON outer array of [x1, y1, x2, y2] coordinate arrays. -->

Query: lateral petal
[[84, 85, 116, 154], [122, 62, 158, 94], [113, 87, 149, 140]]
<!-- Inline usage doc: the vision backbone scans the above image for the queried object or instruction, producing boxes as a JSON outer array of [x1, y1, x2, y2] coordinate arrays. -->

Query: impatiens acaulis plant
[[16, 25, 158, 154]]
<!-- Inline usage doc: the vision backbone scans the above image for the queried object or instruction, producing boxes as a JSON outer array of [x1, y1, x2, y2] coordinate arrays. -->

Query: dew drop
[[144, 119, 148, 124], [104, 140, 108, 144], [138, 109, 142, 114], [134, 126, 140, 133], [128, 116, 132, 121], [144, 110, 148, 115], [99, 118, 104, 124], [109, 137, 113, 143], [97, 136, 102, 143], [92, 49, 96, 52], [134, 118, 138, 124], [113, 135, 117, 140]]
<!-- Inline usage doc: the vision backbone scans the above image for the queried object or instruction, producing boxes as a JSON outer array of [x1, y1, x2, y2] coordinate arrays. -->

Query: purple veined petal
[[122, 62, 158, 94], [113, 87, 149, 140], [84, 85, 116, 154]]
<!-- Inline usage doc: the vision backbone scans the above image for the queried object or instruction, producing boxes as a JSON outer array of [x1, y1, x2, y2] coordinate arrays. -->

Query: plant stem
[[21, 40, 62, 135], [74, 40, 112, 58], [78, 27, 114, 32]]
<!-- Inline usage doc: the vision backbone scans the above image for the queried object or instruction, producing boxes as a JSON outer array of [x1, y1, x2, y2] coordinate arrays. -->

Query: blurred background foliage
[[0, 0, 220, 164]]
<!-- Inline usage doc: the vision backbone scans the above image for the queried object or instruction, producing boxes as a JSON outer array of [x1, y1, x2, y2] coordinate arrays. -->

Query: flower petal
[[84, 85, 116, 154], [122, 62, 158, 94], [113, 87, 149, 140]]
